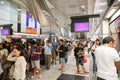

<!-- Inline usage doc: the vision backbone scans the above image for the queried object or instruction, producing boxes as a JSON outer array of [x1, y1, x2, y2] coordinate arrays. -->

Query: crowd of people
[[0, 36, 120, 80], [0, 38, 72, 80]]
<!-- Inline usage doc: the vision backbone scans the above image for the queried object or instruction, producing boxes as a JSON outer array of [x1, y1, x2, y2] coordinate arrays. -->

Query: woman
[[0, 43, 9, 80], [7, 46, 27, 80]]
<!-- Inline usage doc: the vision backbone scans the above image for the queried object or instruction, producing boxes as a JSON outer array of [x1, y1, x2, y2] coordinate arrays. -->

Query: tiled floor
[[26, 50, 95, 80]]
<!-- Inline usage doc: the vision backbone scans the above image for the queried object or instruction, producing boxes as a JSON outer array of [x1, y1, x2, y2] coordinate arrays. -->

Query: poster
[[26, 11, 37, 34]]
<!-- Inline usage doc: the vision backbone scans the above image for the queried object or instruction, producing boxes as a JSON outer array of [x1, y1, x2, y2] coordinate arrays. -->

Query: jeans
[[92, 53, 97, 72], [97, 77, 105, 80], [65, 54, 68, 63]]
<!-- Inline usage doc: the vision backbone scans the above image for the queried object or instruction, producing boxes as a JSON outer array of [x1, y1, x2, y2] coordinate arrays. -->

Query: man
[[51, 38, 58, 64], [57, 39, 66, 72], [95, 37, 120, 80], [74, 43, 86, 73], [31, 41, 42, 79], [44, 40, 52, 70], [64, 41, 69, 63]]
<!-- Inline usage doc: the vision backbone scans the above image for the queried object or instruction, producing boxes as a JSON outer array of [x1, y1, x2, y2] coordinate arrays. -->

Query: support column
[[102, 20, 109, 38]]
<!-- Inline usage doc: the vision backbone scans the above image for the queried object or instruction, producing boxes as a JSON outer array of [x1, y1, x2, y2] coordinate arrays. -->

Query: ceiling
[[10, 0, 109, 38]]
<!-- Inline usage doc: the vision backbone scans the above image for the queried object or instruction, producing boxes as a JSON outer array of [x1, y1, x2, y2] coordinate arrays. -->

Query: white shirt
[[44, 44, 52, 55], [7, 53, 27, 80], [95, 45, 120, 80]]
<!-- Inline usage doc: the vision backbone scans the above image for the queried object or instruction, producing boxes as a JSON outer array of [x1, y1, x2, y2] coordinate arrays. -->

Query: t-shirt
[[31, 46, 41, 61], [95, 45, 120, 80], [74, 47, 84, 58], [59, 45, 66, 58]]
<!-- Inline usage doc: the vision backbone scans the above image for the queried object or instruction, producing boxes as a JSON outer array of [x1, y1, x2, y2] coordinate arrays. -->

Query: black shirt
[[74, 47, 84, 58], [59, 45, 66, 58]]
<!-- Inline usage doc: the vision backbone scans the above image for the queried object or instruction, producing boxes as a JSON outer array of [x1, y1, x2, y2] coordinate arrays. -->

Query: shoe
[[31, 76, 36, 79], [84, 71, 89, 73], [39, 75, 42, 78]]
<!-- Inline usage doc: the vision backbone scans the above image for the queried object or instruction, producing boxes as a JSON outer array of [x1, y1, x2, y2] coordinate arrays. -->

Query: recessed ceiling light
[[81, 5, 85, 9]]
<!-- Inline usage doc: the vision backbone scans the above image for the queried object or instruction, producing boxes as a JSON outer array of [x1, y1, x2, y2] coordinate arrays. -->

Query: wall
[[0, 0, 40, 35], [0, 0, 17, 31]]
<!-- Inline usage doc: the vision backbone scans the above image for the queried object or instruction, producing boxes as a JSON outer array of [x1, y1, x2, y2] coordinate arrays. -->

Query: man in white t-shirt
[[95, 37, 120, 80]]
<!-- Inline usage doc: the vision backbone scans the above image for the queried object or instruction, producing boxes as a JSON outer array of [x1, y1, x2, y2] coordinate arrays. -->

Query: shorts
[[76, 57, 84, 66], [60, 58, 65, 66], [31, 60, 40, 69]]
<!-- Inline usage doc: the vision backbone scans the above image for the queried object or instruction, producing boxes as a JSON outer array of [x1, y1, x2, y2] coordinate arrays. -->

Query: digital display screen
[[74, 22, 89, 32], [1, 29, 9, 35]]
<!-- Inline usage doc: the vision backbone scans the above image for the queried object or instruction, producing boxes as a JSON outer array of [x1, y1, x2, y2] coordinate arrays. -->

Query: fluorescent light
[[105, 8, 117, 18], [17, 8, 21, 11], [99, 3, 107, 6], [98, 9, 104, 12]]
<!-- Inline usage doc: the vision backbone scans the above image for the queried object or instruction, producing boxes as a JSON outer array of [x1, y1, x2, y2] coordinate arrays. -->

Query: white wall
[[0, 0, 18, 31], [0, 0, 40, 34]]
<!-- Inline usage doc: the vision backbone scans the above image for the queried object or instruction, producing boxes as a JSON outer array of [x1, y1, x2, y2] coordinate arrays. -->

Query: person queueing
[[44, 40, 52, 70], [95, 37, 120, 80], [57, 39, 66, 72], [51, 38, 58, 64], [30, 41, 42, 79], [7, 46, 27, 80], [74, 43, 86, 73], [91, 39, 100, 74]]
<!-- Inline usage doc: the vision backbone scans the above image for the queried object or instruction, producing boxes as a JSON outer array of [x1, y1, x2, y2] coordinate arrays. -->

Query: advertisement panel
[[26, 11, 37, 34]]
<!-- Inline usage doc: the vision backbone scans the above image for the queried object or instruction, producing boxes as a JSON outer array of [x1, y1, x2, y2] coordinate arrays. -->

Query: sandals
[[31, 75, 42, 79], [39, 75, 42, 78]]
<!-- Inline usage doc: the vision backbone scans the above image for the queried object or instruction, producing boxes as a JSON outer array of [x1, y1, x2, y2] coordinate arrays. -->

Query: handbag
[[83, 57, 87, 63]]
